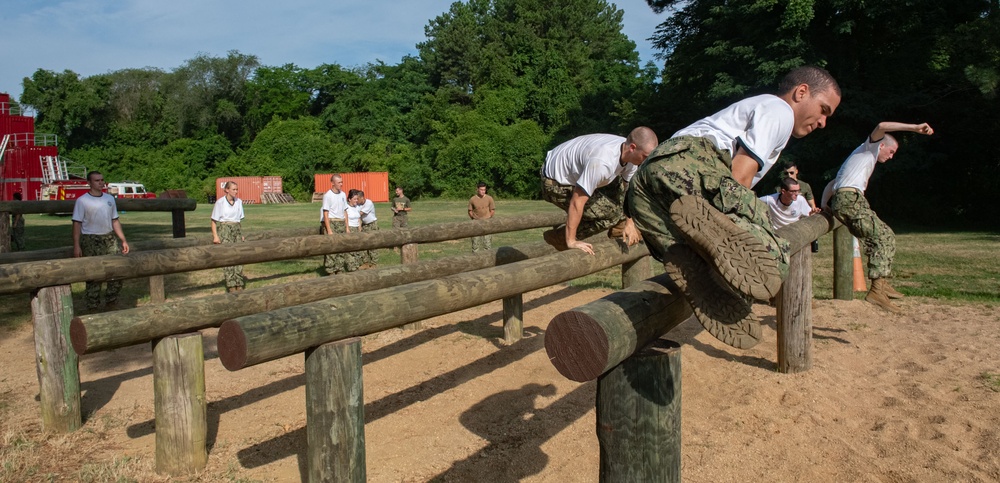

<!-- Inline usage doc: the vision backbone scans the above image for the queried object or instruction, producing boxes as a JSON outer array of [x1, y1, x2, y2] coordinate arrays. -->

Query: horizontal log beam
[[0, 212, 565, 295], [217, 238, 648, 371], [544, 211, 841, 382], [71, 241, 559, 354], [0, 198, 197, 214]]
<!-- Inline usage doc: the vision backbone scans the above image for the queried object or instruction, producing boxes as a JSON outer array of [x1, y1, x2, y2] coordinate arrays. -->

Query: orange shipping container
[[216, 176, 283, 204], [314, 172, 389, 202]]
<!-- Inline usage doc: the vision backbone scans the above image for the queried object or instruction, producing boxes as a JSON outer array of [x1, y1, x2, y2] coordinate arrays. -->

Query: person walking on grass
[[72, 171, 130, 311], [626, 66, 841, 349], [540, 126, 658, 255], [320, 174, 349, 275], [825, 121, 934, 313], [468, 182, 495, 253], [344, 189, 365, 273], [211, 181, 247, 292], [358, 190, 379, 269]]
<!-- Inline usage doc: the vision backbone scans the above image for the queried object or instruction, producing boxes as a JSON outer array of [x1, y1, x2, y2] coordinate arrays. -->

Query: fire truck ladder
[[0, 134, 9, 166], [40, 155, 87, 184]]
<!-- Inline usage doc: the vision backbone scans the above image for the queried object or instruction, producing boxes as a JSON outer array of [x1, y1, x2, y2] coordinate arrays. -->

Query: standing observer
[[211, 181, 247, 292], [72, 171, 130, 311]]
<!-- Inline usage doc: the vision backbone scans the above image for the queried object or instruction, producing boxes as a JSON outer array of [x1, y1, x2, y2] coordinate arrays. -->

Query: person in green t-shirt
[[391, 186, 412, 229]]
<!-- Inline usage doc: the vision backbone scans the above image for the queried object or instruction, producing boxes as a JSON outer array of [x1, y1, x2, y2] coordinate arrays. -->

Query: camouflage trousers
[[361, 221, 380, 266], [541, 176, 627, 239], [11, 215, 25, 251], [471, 234, 492, 252], [626, 136, 790, 278], [217, 222, 245, 289], [81, 233, 123, 309], [830, 190, 895, 279], [320, 221, 353, 274], [393, 215, 408, 229]]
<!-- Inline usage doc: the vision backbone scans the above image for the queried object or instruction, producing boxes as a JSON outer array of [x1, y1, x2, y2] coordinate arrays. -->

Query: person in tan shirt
[[468, 182, 495, 252]]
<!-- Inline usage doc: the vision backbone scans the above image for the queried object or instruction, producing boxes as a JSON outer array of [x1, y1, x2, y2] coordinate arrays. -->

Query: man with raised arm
[[826, 121, 934, 313], [540, 126, 658, 255], [627, 66, 841, 349]]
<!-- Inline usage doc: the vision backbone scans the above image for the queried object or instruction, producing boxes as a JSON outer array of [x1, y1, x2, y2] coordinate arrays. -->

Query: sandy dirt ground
[[2, 284, 999, 482]]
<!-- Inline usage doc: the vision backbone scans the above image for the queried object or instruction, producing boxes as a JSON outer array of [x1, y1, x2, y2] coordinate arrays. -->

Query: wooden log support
[[401, 243, 422, 330], [0, 212, 565, 295], [621, 256, 651, 289], [0, 197, 197, 215], [545, 212, 839, 382], [833, 225, 854, 300], [597, 339, 681, 483], [305, 338, 366, 483], [0, 211, 9, 253], [72, 242, 560, 355], [30, 285, 81, 433], [171, 209, 186, 238], [502, 294, 524, 345], [218, 239, 648, 371], [776, 248, 813, 373], [149, 275, 166, 304], [153, 333, 208, 476]]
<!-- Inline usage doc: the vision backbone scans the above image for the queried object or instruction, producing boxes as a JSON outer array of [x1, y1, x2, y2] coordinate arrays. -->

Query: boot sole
[[664, 245, 762, 349], [670, 195, 782, 301]]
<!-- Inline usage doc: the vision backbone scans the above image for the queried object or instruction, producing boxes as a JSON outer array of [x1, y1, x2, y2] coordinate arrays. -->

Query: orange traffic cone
[[852, 237, 867, 292]]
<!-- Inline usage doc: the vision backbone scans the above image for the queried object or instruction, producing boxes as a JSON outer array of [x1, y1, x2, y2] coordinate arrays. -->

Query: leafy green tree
[[20, 69, 112, 149]]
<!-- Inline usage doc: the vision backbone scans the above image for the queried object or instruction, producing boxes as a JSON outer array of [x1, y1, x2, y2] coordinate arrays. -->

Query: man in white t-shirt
[[627, 66, 841, 349], [540, 126, 658, 255], [358, 190, 379, 268], [72, 171, 130, 310], [826, 121, 934, 313], [320, 174, 349, 275], [760, 177, 817, 230]]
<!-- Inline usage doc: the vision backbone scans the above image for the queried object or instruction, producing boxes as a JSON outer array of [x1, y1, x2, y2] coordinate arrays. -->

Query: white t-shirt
[[359, 199, 377, 224], [320, 189, 348, 221], [541, 134, 634, 196], [346, 205, 362, 228], [72, 192, 119, 235], [833, 137, 881, 192], [211, 197, 245, 223], [759, 192, 812, 230], [673, 94, 794, 188]]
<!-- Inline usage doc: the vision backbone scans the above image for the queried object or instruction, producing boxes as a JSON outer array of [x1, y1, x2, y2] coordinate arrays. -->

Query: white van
[[108, 181, 156, 199]]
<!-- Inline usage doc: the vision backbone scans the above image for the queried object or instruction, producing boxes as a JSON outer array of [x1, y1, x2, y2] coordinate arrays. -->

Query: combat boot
[[663, 244, 762, 349], [865, 278, 902, 313], [882, 280, 905, 299], [669, 195, 782, 302]]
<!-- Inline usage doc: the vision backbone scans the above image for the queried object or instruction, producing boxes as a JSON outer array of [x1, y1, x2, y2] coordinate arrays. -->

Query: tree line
[[14, 0, 999, 227]]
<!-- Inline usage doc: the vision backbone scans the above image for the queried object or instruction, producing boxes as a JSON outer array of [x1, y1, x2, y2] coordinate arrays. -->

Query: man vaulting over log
[[626, 66, 842, 349]]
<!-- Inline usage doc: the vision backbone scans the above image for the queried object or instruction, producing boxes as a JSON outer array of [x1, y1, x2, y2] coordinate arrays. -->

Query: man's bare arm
[[566, 187, 595, 255], [871, 122, 934, 142]]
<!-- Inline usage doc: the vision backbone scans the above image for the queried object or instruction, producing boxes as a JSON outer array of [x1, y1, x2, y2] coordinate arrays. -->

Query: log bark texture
[[503, 294, 524, 345], [72, 242, 559, 354], [305, 338, 366, 483], [621, 256, 652, 289], [776, 248, 813, 373], [833, 225, 854, 300], [0, 198, 196, 214], [0, 212, 565, 295], [597, 339, 682, 483], [218, 238, 647, 371], [0, 212, 9, 253], [31, 285, 81, 433], [153, 334, 208, 475]]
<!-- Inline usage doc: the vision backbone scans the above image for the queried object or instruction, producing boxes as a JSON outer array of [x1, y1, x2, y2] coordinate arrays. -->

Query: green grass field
[[2, 200, 997, 331]]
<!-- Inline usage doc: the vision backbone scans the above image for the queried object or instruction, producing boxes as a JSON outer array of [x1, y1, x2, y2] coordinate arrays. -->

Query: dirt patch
[[2, 286, 999, 481]]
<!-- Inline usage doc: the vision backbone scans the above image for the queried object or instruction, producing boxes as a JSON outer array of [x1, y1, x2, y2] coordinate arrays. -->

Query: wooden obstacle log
[[545, 212, 839, 382], [306, 338, 366, 483], [153, 333, 208, 475], [597, 339, 682, 482], [0, 211, 9, 253], [218, 238, 648, 371], [776, 247, 813, 373], [0, 212, 565, 295], [31, 285, 81, 433], [71, 242, 560, 354], [833, 225, 854, 300], [621, 256, 652, 289], [503, 294, 524, 345], [0, 197, 197, 214]]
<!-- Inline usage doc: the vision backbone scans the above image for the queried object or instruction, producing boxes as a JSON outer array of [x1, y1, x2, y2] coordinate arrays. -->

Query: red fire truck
[[1, 93, 91, 201]]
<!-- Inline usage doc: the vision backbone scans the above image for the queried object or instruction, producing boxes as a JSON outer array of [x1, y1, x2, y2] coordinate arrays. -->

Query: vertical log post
[[0, 211, 10, 253], [149, 275, 165, 303], [401, 243, 422, 330], [502, 294, 523, 345], [833, 225, 853, 300], [621, 256, 652, 289], [171, 209, 186, 238], [31, 285, 81, 433], [306, 338, 366, 483], [153, 333, 207, 476], [597, 339, 681, 483], [776, 248, 813, 373]]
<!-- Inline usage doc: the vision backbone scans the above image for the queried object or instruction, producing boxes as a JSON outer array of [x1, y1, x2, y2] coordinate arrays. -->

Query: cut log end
[[544, 311, 611, 382], [70, 317, 88, 355], [217, 321, 249, 371]]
